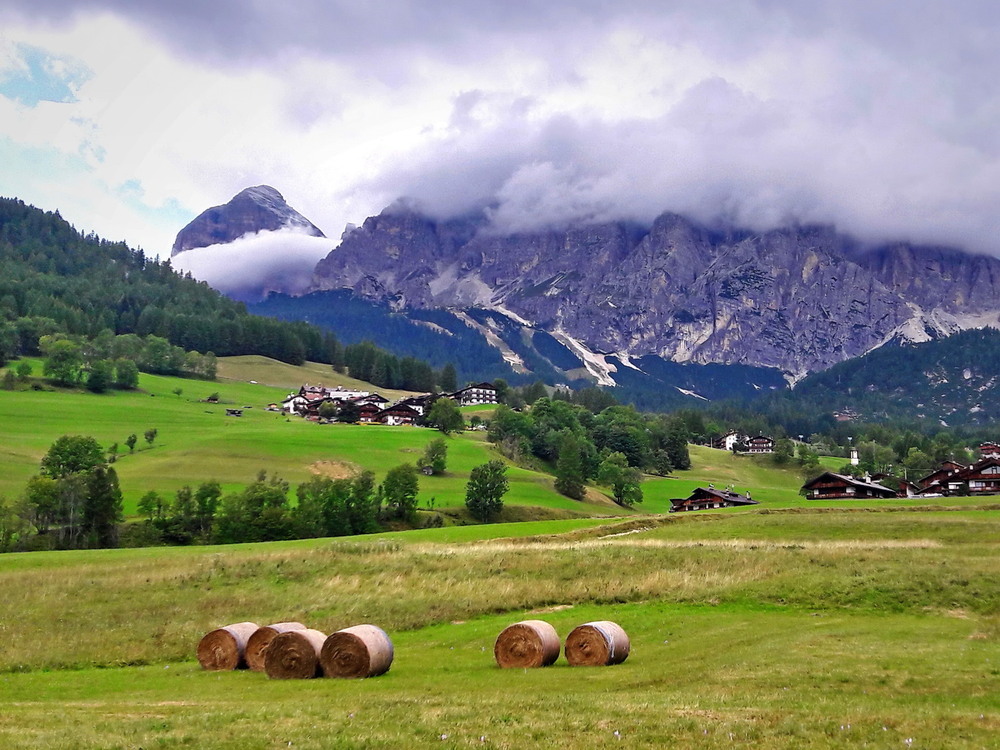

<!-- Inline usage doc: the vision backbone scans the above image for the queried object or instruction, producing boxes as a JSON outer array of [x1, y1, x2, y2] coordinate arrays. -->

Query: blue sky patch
[[0, 43, 92, 106]]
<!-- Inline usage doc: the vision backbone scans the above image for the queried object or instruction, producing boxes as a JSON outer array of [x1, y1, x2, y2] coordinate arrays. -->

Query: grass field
[[1, 510, 998, 748], [0, 360, 619, 516], [3, 357, 1000, 746], [6, 357, 993, 522]]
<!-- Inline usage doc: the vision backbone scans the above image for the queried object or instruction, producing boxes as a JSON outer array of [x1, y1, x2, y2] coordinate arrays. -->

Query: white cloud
[[0, 1, 998, 260], [171, 229, 333, 300]]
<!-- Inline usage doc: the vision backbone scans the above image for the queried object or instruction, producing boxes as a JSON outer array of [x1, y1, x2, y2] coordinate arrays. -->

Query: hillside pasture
[[4, 363, 1000, 521]]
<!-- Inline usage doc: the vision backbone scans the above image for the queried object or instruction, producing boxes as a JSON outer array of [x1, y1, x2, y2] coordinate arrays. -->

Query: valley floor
[[1, 509, 998, 748]]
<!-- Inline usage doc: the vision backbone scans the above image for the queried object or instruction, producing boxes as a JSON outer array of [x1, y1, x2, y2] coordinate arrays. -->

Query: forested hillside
[[0, 197, 338, 366], [781, 328, 1000, 427]]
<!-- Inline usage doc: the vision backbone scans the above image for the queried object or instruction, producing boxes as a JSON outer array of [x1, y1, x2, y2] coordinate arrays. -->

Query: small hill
[[216, 355, 418, 402]]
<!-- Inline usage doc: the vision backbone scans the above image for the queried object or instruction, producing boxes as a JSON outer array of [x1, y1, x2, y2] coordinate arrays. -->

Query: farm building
[[800, 472, 897, 500], [669, 487, 759, 512], [376, 403, 421, 426]]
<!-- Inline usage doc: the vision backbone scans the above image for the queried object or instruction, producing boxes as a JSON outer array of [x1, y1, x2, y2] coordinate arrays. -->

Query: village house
[[745, 435, 775, 454], [355, 402, 383, 424], [395, 394, 439, 416], [916, 460, 967, 495], [450, 382, 498, 406], [800, 472, 898, 500], [955, 456, 1000, 494], [712, 430, 743, 451], [979, 442, 1000, 459], [670, 486, 759, 513], [918, 456, 1000, 496], [375, 403, 421, 426], [282, 383, 372, 416]]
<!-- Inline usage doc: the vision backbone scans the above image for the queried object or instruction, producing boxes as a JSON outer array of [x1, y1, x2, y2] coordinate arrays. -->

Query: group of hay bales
[[197, 621, 393, 679], [198, 617, 628, 679], [494, 620, 630, 668]]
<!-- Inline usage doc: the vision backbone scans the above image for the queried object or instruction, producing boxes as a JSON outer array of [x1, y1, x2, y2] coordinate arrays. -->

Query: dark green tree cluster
[[37, 333, 213, 390], [342, 340, 458, 393], [20, 435, 124, 548], [426, 397, 465, 434], [137, 471, 384, 546], [0, 197, 343, 367], [465, 460, 509, 522], [418, 438, 448, 475], [487, 397, 692, 505]]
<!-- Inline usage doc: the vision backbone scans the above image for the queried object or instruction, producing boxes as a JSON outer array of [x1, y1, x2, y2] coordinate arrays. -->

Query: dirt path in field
[[309, 460, 360, 479]]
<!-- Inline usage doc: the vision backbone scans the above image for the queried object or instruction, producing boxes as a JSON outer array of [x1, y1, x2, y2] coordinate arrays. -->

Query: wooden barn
[[670, 487, 759, 513]]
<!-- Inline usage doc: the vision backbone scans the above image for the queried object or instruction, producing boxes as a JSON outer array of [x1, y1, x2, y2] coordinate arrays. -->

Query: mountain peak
[[171, 185, 325, 255]]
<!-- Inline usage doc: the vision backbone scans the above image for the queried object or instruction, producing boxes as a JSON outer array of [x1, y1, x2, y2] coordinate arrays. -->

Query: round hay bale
[[493, 620, 560, 669], [245, 622, 307, 672], [564, 621, 630, 667], [196, 621, 260, 671], [264, 628, 327, 679], [320, 624, 394, 678]]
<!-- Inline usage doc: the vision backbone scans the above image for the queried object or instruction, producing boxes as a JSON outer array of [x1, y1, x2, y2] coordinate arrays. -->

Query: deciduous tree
[[465, 460, 509, 522]]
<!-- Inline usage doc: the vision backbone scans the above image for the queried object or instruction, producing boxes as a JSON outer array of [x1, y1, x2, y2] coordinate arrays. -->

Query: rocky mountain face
[[310, 207, 1000, 380], [172, 185, 324, 255]]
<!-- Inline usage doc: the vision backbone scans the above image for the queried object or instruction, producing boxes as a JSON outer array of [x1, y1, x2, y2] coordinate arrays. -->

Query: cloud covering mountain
[[1, 1, 999, 255]]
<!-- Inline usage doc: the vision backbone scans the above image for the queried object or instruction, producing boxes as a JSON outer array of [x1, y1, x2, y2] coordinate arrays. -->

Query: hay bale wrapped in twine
[[564, 621, 630, 667], [196, 621, 260, 671], [264, 628, 328, 679], [493, 620, 561, 669], [320, 624, 394, 679], [245, 622, 307, 672]]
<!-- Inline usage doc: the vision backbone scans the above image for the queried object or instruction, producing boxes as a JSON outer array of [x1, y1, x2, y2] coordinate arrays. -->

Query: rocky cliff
[[310, 207, 1000, 378], [172, 185, 324, 255]]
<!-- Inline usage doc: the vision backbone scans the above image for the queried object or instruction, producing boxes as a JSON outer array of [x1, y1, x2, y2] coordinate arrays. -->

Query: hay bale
[[264, 628, 327, 679], [320, 624, 394, 678], [196, 621, 260, 671], [564, 621, 630, 666], [245, 622, 307, 672], [493, 620, 560, 669]]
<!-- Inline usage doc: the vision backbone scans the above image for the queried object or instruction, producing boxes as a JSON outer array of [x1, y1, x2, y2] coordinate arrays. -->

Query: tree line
[[487, 397, 692, 506], [0, 433, 511, 552]]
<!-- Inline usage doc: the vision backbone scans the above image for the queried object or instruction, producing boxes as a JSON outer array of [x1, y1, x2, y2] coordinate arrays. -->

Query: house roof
[[801, 472, 897, 495], [683, 487, 758, 505]]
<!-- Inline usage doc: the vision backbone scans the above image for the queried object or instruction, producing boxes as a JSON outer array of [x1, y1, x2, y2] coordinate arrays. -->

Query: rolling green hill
[[5, 356, 999, 521]]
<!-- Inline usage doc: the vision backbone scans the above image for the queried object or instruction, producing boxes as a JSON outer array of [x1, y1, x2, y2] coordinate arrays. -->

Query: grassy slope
[[216, 355, 418, 402], [1, 511, 998, 748], [4, 359, 1000, 521]]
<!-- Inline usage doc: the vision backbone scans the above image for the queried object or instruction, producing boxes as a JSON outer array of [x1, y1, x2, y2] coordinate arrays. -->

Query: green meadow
[[0, 355, 848, 518], [2, 357, 999, 747], [1, 511, 998, 748]]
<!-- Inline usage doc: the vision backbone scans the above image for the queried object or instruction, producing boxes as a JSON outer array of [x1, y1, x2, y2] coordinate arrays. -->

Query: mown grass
[[1, 508, 999, 747]]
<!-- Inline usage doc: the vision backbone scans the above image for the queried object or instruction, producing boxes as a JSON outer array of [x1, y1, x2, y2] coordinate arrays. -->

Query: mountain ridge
[[308, 205, 1000, 378]]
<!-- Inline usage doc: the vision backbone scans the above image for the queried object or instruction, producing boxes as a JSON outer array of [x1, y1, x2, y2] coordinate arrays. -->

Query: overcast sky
[[1, 1, 999, 262]]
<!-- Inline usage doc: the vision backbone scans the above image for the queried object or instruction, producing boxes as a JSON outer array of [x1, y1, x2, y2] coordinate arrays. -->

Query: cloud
[[170, 229, 333, 301], [1, 1, 1000, 260]]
